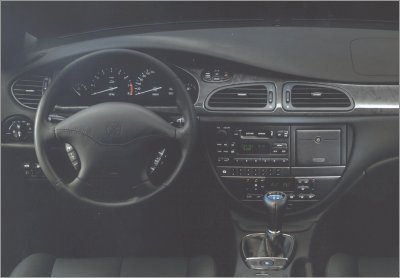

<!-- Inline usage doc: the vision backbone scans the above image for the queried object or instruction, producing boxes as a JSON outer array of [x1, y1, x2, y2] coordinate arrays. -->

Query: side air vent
[[11, 75, 50, 109], [283, 83, 353, 111], [206, 83, 276, 110]]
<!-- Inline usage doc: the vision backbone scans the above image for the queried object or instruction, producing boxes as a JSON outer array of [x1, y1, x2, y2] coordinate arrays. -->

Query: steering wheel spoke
[[41, 121, 58, 143], [67, 176, 90, 196]]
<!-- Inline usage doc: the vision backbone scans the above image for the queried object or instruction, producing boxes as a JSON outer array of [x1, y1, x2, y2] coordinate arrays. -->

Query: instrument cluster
[[61, 65, 198, 107]]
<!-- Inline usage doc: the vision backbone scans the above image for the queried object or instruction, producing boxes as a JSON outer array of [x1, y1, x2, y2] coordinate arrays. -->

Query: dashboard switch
[[2, 116, 34, 143], [202, 69, 232, 82]]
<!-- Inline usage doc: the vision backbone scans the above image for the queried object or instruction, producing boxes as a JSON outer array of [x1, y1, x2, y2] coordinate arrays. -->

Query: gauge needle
[[91, 86, 118, 96], [136, 86, 162, 96], [73, 88, 81, 96]]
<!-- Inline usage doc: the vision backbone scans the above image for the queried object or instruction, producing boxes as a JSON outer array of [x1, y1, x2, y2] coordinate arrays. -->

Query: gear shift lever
[[263, 192, 288, 257], [264, 191, 288, 232], [241, 191, 295, 270]]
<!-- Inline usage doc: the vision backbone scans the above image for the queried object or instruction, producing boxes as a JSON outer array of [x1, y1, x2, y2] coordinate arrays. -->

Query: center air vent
[[283, 84, 353, 111], [11, 75, 50, 109], [206, 84, 276, 110]]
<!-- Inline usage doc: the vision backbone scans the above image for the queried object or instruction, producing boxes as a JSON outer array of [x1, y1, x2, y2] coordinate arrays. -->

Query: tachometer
[[90, 67, 132, 98]]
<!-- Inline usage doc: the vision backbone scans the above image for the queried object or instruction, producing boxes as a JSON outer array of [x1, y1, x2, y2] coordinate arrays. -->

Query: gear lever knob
[[263, 192, 288, 232]]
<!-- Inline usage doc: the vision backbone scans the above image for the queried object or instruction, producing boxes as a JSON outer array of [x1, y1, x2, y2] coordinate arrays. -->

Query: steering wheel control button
[[149, 148, 167, 175], [67, 151, 77, 161], [65, 143, 74, 152], [65, 144, 80, 170]]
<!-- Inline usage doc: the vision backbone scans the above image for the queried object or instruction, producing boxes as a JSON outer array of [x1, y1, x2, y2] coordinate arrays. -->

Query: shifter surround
[[241, 233, 295, 270]]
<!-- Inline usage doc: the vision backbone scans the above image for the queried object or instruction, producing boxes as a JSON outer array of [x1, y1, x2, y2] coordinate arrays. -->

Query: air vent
[[11, 75, 50, 109], [283, 84, 353, 111], [206, 84, 276, 110]]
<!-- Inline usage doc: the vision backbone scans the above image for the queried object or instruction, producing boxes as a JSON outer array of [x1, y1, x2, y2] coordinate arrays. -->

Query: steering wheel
[[34, 49, 198, 207]]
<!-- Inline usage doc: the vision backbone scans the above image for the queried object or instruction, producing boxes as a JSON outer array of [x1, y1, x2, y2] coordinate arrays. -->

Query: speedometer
[[133, 69, 175, 105]]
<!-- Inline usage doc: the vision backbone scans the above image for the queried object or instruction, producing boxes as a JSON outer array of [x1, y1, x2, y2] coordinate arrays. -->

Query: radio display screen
[[238, 142, 269, 154]]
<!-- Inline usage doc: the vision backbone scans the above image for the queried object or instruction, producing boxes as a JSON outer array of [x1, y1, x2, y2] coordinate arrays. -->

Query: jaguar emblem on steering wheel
[[105, 122, 122, 138]]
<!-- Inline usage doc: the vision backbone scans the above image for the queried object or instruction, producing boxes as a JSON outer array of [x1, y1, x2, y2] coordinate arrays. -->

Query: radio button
[[256, 131, 271, 138], [273, 158, 289, 165], [217, 157, 230, 164], [243, 130, 255, 136], [261, 158, 271, 165], [277, 130, 289, 138], [283, 131, 289, 138], [273, 143, 288, 149]]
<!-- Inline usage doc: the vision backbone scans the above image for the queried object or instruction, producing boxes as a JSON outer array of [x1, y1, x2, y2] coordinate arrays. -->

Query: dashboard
[[2, 25, 399, 218]]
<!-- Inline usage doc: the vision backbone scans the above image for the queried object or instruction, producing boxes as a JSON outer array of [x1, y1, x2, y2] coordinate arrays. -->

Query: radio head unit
[[214, 125, 290, 165]]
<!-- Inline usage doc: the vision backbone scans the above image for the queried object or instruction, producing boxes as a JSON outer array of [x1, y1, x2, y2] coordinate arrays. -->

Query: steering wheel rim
[[34, 49, 197, 207]]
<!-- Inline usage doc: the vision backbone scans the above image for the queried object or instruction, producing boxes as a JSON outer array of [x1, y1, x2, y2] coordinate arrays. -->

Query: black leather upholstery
[[325, 253, 399, 277], [10, 253, 216, 277]]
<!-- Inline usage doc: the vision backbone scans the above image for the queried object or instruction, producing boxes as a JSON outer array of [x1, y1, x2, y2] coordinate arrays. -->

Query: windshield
[[2, 1, 399, 39]]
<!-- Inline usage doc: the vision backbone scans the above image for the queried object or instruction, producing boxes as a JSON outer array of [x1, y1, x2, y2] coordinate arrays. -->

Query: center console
[[205, 123, 348, 214], [202, 121, 350, 276]]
